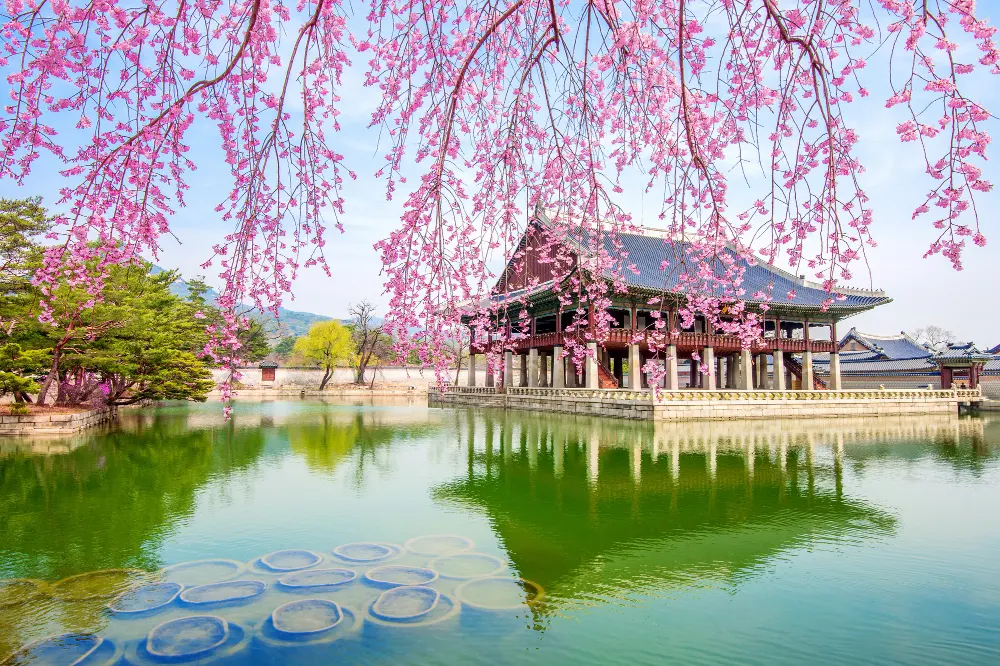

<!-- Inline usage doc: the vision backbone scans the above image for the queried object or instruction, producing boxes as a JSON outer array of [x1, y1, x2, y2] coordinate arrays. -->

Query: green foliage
[[8, 402, 29, 415], [55, 263, 216, 405], [0, 197, 49, 341], [0, 343, 46, 402], [238, 318, 272, 363], [273, 335, 298, 357], [293, 320, 354, 389]]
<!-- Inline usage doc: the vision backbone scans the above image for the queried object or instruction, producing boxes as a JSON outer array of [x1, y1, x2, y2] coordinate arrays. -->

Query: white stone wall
[[981, 376, 1000, 400], [214, 366, 486, 388]]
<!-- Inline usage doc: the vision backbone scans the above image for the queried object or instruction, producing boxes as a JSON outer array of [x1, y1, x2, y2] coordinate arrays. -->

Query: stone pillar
[[773, 350, 785, 390], [739, 349, 752, 389], [666, 345, 679, 390], [519, 353, 528, 386], [486, 368, 495, 387], [703, 347, 716, 390], [829, 351, 841, 390], [503, 350, 514, 387], [760, 354, 770, 389], [527, 348, 539, 387], [802, 350, 814, 391], [539, 353, 549, 387], [716, 356, 724, 389], [727, 354, 738, 388], [552, 346, 564, 388], [585, 342, 598, 389], [628, 344, 642, 390], [467, 353, 477, 386]]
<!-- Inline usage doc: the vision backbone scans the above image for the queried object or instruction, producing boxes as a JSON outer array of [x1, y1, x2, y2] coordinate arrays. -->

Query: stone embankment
[[429, 386, 981, 422], [0, 407, 118, 436]]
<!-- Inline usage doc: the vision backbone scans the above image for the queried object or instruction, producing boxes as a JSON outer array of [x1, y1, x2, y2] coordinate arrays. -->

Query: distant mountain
[[156, 267, 333, 337]]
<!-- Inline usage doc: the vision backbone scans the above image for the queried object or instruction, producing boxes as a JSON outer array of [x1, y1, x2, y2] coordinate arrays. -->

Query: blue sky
[[2, 6, 999, 347]]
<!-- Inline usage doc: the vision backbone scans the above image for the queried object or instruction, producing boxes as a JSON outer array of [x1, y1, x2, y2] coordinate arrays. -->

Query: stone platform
[[0, 407, 118, 436], [429, 386, 982, 422]]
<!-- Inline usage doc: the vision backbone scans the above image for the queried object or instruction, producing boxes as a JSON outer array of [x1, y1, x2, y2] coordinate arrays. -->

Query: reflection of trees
[[0, 410, 266, 658], [286, 412, 438, 486], [434, 413, 899, 620], [0, 412, 265, 581]]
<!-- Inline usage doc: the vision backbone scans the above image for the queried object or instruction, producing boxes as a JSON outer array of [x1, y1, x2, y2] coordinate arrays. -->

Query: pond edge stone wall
[[0, 407, 118, 436], [429, 387, 975, 421]]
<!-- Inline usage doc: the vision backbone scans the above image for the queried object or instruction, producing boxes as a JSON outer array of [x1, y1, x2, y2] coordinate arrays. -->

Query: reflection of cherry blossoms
[[0, 0, 996, 395]]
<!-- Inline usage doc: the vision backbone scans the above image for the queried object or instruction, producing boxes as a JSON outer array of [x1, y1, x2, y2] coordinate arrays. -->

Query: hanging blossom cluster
[[1, 0, 351, 404], [367, 0, 997, 382], [1, 0, 996, 392]]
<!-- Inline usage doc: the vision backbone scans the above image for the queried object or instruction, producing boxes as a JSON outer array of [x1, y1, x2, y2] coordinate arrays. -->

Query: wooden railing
[[506, 331, 836, 354]]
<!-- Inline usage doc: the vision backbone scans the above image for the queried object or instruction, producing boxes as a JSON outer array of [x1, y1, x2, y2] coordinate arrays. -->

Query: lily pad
[[161, 559, 244, 587], [404, 534, 473, 557], [364, 565, 438, 587], [146, 615, 228, 659], [431, 553, 505, 579], [259, 549, 322, 572], [278, 568, 356, 590], [370, 586, 441, 622], [1, 633, 101, 665], [271, 599, 344, 636], [0, 579, 44, 609], [49, 569, 145, 602], [109, 581, 182, 614], [454, 576, 544, 611], [179, 580, 265, 605], [332, 542, 394, 563]]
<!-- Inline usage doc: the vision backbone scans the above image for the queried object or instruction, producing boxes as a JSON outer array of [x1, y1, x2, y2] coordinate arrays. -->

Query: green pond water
[[1, 399, 999, 664]]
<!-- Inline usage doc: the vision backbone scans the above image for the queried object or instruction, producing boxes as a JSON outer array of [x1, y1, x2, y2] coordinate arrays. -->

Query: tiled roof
[[985, 356, 1000, 374], [936, 342, 994, 361], [813, 355, 938, 376], [537, 212, 891, 313], [986, 344, 1000, 355], [608, 232, 888, 310], [838, 328, 932, 360]]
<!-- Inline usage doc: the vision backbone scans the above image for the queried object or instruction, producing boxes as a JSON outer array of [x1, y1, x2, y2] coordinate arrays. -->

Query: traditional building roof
[[987, 343, 1000, 354], [837, 328, 932, 360], [813, 354, 938, 377], [503, 210, 893, 319], [934, 342, 994, 363]]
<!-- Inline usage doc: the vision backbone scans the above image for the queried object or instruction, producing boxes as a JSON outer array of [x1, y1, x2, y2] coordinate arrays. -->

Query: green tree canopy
[[0, 197, 49, 341], [292, 320, 354, 390]]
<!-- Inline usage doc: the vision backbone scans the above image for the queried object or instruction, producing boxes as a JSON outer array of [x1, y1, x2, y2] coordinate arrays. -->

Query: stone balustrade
[[429, 386, 980, 422]]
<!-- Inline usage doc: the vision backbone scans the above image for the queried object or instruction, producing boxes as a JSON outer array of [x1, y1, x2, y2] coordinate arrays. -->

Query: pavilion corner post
[[504, 350, 514, 388], [552, 345, 565, 388], [829, 351, 842, 390], [527, 349, 539, 387], [628, 344, 641, 390], [666, 345, 679, 391], [586, 342, 598, 389], [802, 350, 814, 391], [739, 349, 753, 390], [773, 349, 785, 390], [703, 347, 716, 390]]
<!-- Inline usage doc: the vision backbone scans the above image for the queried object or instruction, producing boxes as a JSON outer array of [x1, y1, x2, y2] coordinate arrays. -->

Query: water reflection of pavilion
[[434, 414, 987, 612]]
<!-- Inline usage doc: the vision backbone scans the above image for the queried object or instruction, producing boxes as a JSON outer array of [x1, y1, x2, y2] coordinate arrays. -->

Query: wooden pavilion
[[467, 210, 892, 391]]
